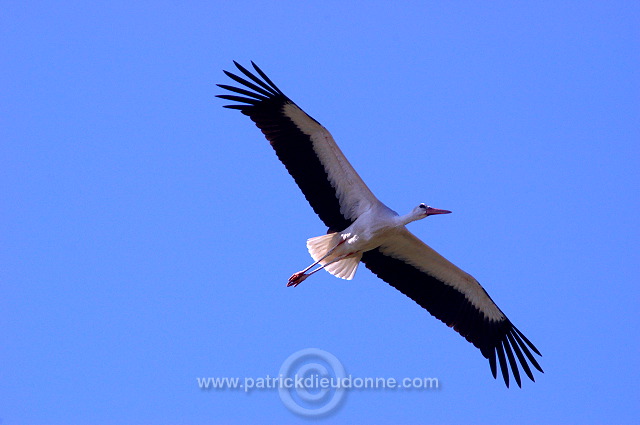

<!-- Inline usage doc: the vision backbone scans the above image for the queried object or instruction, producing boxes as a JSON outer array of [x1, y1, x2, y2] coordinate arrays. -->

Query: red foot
[[287, 272, 308, 287]]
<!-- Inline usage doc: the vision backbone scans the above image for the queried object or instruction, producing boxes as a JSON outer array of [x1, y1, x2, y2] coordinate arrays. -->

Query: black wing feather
[[232, 61, 280, 96], [217, 84, 270, 101], [503, 337, 521, 387]]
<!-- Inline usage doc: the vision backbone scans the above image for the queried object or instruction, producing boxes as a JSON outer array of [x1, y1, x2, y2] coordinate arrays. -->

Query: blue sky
[[2, 1, 639, 424]]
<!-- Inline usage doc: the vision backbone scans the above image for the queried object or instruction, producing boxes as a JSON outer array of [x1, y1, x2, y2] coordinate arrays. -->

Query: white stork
[[217, 61, 543, 387]]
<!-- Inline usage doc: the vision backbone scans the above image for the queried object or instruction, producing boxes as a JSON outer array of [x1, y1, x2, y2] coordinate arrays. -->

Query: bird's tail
[[306, 233, 361, 280]]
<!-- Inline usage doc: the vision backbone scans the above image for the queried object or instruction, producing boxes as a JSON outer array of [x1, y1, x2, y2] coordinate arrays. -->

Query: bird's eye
[[419, 204, 427, 209]]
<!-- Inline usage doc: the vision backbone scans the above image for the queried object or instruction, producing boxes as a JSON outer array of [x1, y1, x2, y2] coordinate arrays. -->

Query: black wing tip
[[513, 325, 543, 356], [218, 61, 289, 111], [488, 321, 543, 388]]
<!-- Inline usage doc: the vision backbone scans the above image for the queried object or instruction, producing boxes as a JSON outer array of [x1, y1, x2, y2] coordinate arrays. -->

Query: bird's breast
[[341, 211, 401, 253]]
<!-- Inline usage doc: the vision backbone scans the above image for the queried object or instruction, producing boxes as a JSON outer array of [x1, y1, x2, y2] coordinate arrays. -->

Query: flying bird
[[217, 61, 543, 387]]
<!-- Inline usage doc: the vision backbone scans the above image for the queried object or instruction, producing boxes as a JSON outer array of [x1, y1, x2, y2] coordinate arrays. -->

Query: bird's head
[[413, 203, 452, 220]]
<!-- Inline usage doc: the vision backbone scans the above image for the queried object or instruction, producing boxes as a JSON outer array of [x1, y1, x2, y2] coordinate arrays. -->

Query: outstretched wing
[[361, 228, 543, 387], [217, 61, 382, 232]]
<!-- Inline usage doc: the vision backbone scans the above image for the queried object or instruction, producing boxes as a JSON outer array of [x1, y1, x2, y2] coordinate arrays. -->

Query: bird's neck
[[396, 212, 423, 227]]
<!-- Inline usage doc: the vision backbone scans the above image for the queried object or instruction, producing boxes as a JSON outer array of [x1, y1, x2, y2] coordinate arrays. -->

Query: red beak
[[426, 207, 452, 216]]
